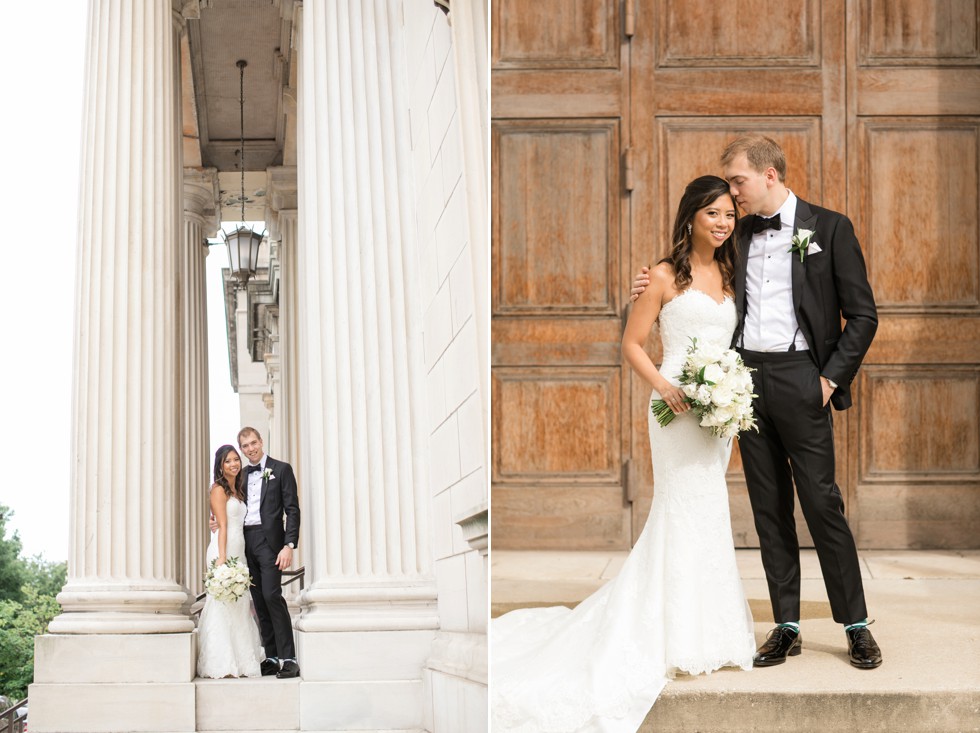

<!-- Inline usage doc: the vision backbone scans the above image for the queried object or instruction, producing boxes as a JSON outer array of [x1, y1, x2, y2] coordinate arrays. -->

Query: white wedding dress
[[491, 289, 756, 732], [197, 496, 263, 678]]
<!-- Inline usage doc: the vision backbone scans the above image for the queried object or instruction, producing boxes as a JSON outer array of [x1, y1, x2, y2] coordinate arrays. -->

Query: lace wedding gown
[[197, 496, 263, 678], [491, 289, 756, 732]]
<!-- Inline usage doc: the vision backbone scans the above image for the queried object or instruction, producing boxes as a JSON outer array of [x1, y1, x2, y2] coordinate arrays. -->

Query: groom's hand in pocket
[[820, 376, 835, 407], [276, 546, 293, 570]]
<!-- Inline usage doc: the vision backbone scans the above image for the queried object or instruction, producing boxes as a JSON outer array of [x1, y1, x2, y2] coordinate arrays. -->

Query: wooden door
[[491, 0, 633, 548], [846, 0, 980, 547], [492, 0, 980, 550]]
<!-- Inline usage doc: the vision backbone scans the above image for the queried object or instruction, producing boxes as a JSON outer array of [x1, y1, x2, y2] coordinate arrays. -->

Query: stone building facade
[[29, 1, 487, 731]]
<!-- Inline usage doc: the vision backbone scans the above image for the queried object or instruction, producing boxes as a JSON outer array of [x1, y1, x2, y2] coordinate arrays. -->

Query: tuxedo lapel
[[791, 200, 818, 315], [259, 457, 274, 509]]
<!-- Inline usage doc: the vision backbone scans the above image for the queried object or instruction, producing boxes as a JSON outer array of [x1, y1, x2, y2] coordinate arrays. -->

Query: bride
[[197, 444, 264, 678], [491, 176, 756, 732]]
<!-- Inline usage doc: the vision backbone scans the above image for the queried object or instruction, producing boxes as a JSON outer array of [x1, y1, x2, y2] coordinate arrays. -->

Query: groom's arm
[[280, 463, 301, 548], [821, 214, 877, 389]]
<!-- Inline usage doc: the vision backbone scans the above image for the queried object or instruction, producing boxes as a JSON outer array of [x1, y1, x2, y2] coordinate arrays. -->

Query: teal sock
[[778, 621, 800, 633], [844, 619, 868, 631]]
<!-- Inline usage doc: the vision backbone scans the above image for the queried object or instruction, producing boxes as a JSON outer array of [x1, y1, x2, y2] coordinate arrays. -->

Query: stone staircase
[[194, 677, 425, 733], [492, 549, 980, 733]]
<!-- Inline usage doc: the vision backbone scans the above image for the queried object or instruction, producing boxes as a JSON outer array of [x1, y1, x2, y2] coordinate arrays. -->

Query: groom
[[632, 135, 882, 669], [235, 426, 301, 678]]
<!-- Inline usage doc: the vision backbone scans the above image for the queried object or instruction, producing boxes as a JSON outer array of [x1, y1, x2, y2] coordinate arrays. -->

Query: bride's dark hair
[[659, 175, 739, 294], [212, 444, 245, 502]]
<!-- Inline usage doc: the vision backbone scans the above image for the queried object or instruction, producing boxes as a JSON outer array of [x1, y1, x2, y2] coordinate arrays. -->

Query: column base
[[51, 585, 196, 633], [295, 580, 439, 632], [29, 632, 197, 732], [296, 629, 434, 681], [34, 633, 197, 683]]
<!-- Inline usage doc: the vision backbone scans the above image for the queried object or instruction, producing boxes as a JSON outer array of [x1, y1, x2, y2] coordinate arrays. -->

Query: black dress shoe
[[277, 659, 300, 679], [846, 625, 882, 669], [753, 626, 802, 667], [260, 658, 279, 676]]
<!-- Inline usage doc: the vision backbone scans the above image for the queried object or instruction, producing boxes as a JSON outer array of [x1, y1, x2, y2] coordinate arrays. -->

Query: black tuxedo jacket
[[732, 197, 878, 411], [256, 456, 301, 551]]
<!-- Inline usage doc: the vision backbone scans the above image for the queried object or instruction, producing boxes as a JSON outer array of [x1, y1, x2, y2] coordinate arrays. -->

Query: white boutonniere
[[789, 228, 815, 263], [262, 468, 275, 480]]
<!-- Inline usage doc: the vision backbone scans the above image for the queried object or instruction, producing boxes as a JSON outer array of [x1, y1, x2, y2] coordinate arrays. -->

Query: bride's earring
[[686, 223, 692, 236]]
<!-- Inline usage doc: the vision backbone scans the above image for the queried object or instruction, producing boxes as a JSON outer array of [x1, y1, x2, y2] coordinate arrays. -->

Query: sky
[[0, 3, 241, 562]]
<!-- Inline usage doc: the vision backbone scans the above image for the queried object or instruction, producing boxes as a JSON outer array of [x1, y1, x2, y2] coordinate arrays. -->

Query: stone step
[[195, 677, 300, 731], [491, 550, 980, 733], [194, 677, 425, 732]]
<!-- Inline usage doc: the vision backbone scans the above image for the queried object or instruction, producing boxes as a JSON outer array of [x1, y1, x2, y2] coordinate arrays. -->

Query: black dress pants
[[737, 348, 867, 625], [244, 525, 296, 659]]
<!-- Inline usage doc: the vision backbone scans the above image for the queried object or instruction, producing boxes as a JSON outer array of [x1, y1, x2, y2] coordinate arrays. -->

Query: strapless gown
[[197, 496, 263, 678], [491, 289, 756, 732]]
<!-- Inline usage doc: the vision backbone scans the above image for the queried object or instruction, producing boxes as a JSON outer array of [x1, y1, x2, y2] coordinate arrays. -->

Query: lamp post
[[221, 59, 264, 289]]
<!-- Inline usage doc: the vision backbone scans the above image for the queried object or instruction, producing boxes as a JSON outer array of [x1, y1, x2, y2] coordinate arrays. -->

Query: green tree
[[0, 503, 68, 700], [0, 586, 61, 700], [21, 555, 67, 598], [0, 505, 27, 603]]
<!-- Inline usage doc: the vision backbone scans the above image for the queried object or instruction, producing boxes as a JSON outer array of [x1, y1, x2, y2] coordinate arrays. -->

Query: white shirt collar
[[773, 190, 797, 229], [249, 454, 267, 471]]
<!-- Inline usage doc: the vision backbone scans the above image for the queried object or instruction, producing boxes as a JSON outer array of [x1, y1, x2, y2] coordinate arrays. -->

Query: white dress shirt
[[741, 191, 809, 352], [244, 455, 266, 526]]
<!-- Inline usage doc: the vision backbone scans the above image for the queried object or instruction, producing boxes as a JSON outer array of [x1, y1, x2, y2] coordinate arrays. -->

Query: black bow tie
[[246, 464, 263, 474], [752, 214, 781, 234]]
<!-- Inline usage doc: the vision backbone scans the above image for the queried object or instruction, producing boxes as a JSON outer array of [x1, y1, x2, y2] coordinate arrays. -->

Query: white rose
[[711, 385, 734, 407], [695, 384, 712, 404], [702, 363, 725, 385]]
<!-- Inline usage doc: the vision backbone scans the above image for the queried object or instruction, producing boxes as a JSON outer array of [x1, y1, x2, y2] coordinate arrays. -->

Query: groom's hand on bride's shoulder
[[276, 546, 293, 570], [630, 266, 651, 302]]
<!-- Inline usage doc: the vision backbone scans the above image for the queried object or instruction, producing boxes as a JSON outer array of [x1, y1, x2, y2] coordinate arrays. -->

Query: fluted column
[[178, 168, 218, 601], [278, 209, 300, 468], [50, 0, 191, 634], [449, 0, 489, 466], [294, 0, 437, 632]]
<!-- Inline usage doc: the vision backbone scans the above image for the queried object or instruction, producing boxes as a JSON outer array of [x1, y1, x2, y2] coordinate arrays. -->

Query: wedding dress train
[[197, 496, 263, 678], [491, 289, 756, 732]]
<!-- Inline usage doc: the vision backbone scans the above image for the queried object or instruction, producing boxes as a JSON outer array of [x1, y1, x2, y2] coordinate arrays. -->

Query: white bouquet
[[651, 337, 759, 440], [204, 556, 252, 603]]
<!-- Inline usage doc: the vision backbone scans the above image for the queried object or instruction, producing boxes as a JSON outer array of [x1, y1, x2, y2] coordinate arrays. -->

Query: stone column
[[293, 2, 437, 726], [49, 0, 192, 637], [266, 166, 299, 466], [31, 3, 196, 731], [449, 0, 490, 465], [179, 167, 218, 602]]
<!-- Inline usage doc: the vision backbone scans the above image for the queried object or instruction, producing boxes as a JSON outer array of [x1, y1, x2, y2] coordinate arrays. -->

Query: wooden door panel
[[849, 0, 980, 549], [491, 0, 629, 550], [493, 0, 620, 69], [493, 368, 622, 482], [860, 120, 979, 307], [491, 72, 624, 119], [495, 120, 620, 314], [861, 0, 980, 64], [854, 367, 980, 547], [492, 318, 623, 366], [492, 366, 626, 548], [657, 0, 819, 66]]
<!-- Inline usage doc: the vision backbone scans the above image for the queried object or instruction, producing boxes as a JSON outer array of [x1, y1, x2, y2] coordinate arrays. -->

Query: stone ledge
[[644, 689, 980, 733]]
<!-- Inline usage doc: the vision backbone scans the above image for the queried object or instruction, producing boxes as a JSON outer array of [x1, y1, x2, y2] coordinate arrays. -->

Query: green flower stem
[[651, 398, 684, 427]]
